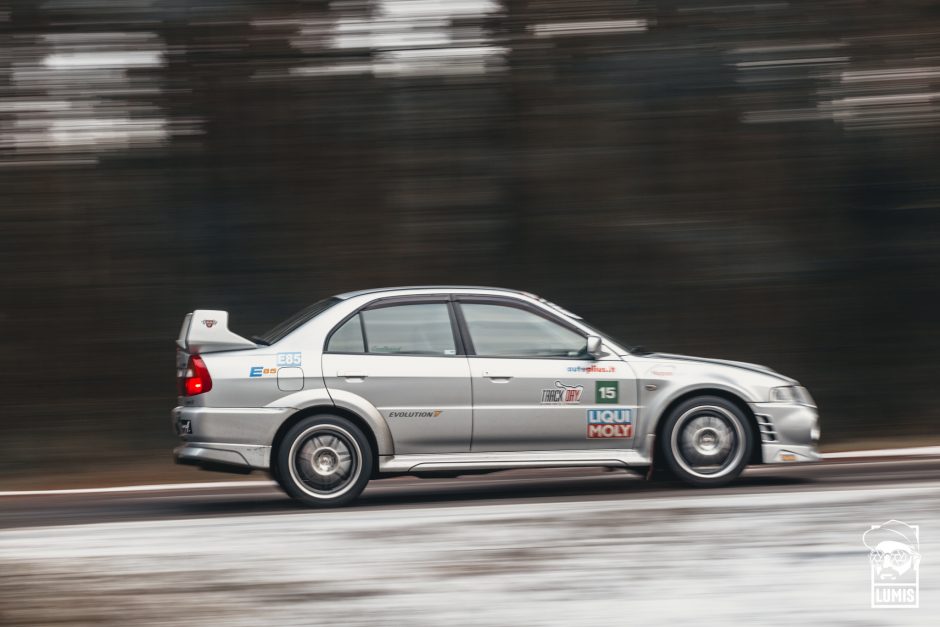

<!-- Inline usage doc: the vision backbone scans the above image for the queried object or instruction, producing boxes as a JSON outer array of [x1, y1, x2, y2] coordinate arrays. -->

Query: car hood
[[647, 352, 797, 384]]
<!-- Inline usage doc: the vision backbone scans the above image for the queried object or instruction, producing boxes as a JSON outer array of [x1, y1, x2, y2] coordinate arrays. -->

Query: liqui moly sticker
[[587, 409, 633, 439]]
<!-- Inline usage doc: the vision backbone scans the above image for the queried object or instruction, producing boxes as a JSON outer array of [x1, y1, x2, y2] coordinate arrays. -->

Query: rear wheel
[[660, 396, 752, 487], [275, 415, 373, 507]]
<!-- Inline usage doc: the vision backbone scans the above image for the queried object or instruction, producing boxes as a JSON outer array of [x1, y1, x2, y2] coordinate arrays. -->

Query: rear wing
[[177, 310, 257, 354]]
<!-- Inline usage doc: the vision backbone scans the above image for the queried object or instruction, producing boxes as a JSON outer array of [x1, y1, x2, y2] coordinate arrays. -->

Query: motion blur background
[[2, 0, 938, 482]]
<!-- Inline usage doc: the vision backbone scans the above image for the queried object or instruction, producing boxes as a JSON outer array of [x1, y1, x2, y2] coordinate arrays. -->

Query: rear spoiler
[[177, 310, 257, 354]]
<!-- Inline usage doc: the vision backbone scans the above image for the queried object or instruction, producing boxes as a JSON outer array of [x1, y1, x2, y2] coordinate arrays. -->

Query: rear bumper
[[172, 405, 292, 442], [174, 442, 270, 471], [750, 402, 821, 464], [172, 405, 290, 471]]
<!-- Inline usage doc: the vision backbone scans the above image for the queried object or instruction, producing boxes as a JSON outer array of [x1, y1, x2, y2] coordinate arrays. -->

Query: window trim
[[323, 295, 465, 357], [453, 296, 593, 360]]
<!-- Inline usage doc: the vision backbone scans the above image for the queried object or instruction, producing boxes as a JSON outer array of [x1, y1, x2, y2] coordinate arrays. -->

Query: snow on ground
[[1, 484, 938, 625]]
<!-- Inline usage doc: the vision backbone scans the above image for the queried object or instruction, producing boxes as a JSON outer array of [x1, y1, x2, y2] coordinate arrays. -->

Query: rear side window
[[362, 304, 456, 355], [327, 315, 365, 353], [328, 303, 458, 355]]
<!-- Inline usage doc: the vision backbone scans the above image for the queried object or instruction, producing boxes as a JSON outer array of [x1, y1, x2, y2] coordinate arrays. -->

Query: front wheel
[[660, 396, 753, 487], [275, 415, 373, 507]]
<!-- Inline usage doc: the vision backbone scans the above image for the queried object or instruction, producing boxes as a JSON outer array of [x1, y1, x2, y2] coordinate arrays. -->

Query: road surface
[[1, 458, 938, 625]]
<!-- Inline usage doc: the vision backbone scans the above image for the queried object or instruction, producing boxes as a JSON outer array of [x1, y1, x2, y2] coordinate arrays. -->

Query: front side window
[[460, 303, 586, 358], [328, 302, 457, 355]]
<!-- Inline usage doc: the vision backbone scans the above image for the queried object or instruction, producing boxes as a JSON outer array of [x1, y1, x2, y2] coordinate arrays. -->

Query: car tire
[[659, 396, 753, 488], [275, 414, 373, 507]]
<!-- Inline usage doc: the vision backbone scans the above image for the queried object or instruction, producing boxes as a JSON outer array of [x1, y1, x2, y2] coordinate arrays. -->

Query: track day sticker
[[541, 381, 583, 404], [587, 409, 633, 439]]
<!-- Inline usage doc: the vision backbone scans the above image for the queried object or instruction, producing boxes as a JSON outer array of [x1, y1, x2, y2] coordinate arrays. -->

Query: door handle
[[337, 371, 368, 379], [483, 371, 513, 381]]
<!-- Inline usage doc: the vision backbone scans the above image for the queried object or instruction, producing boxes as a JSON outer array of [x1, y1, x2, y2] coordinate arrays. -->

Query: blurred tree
[[1, 0, 939, 476]]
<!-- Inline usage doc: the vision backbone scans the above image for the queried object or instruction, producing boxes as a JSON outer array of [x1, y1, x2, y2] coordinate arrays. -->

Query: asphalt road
[[2, 457, 939, 530], [2, 458, 939, 626]]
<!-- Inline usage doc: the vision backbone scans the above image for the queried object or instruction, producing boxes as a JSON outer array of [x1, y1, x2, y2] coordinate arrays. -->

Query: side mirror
[[586, 335, 604, 358]]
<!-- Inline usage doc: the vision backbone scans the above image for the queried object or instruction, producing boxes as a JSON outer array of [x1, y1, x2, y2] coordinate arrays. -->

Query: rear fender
[[269, 387, 394, 456]]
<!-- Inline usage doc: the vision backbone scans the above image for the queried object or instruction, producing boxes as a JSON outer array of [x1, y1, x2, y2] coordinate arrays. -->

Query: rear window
[[257, 297, 341, 344]]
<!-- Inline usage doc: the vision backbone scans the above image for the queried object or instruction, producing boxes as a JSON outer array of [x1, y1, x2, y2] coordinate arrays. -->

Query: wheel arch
[[271, 405, 384, 479], [653, 388, 763, 466]]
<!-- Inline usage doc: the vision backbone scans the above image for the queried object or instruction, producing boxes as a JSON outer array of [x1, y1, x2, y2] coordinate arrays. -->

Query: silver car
[[174, 286, 820, 506]]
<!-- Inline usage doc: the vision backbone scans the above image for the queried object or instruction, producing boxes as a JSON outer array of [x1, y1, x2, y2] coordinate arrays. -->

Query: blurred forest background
[[2, 0, 939, 480]]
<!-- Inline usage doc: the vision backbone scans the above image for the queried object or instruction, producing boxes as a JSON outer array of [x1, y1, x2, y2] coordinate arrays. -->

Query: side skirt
[[378, 449, 650, 474]]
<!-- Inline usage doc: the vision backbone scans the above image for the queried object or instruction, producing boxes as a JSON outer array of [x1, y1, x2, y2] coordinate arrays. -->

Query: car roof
[[333, 286, 536, 300]]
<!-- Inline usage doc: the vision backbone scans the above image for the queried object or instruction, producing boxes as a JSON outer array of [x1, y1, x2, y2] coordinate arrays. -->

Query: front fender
[[637, 377, 755, 444]]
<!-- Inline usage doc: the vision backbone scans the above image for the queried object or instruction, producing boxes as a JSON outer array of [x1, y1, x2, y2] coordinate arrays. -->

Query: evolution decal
[[389, 410, 442, 418]]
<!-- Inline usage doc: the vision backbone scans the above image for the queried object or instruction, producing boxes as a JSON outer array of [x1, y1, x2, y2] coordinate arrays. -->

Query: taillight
[[180, 355, 212, 396]]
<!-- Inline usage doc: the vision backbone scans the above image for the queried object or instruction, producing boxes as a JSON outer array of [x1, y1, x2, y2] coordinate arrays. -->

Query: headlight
[[798, 386, 816, 407], [770, 386, 815, 406], [770, 386, 797, 403]]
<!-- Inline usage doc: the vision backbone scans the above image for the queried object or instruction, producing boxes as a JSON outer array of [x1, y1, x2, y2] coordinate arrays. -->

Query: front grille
[[755, 413, 777, 442]]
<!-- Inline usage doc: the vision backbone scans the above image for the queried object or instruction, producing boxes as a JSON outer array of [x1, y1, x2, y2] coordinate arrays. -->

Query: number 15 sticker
[[596, 381, 619, 404]]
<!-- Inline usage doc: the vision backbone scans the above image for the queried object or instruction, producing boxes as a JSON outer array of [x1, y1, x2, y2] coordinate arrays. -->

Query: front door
[[322, 299, 471, 454], [456, 299, 637, 452]]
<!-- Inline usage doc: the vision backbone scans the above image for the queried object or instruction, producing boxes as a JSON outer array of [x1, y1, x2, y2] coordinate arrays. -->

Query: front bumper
[[760, 443, 820, 463], [750, 402, 821, 464]]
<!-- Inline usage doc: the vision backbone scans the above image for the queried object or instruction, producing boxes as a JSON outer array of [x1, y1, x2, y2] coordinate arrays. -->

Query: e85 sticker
[[277, 352, 302, 367], [595, 381, 619, 404]]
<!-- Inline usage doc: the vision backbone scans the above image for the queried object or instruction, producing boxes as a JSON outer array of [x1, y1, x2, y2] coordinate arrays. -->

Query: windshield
[[255, 297, 341, 345], [540, 298, 643, 354], [538, 298, 583, 319]]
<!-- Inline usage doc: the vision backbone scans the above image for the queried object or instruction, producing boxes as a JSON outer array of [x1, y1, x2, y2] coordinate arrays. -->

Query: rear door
[[456, 297, 636, 452], [321, 297, 472, 454]]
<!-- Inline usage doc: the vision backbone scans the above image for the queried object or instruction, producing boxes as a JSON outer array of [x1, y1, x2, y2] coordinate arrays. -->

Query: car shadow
[[0, 470, 812, 530], [353, 472, 812, 509], [177, 470, 813, 517]]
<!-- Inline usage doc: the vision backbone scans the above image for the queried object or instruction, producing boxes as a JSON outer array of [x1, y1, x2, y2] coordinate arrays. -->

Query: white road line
[[0, 480, 276, 497], [821, 445, 940, 459], [0, 473, 610, 498], [1, 446, 938, 497]]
